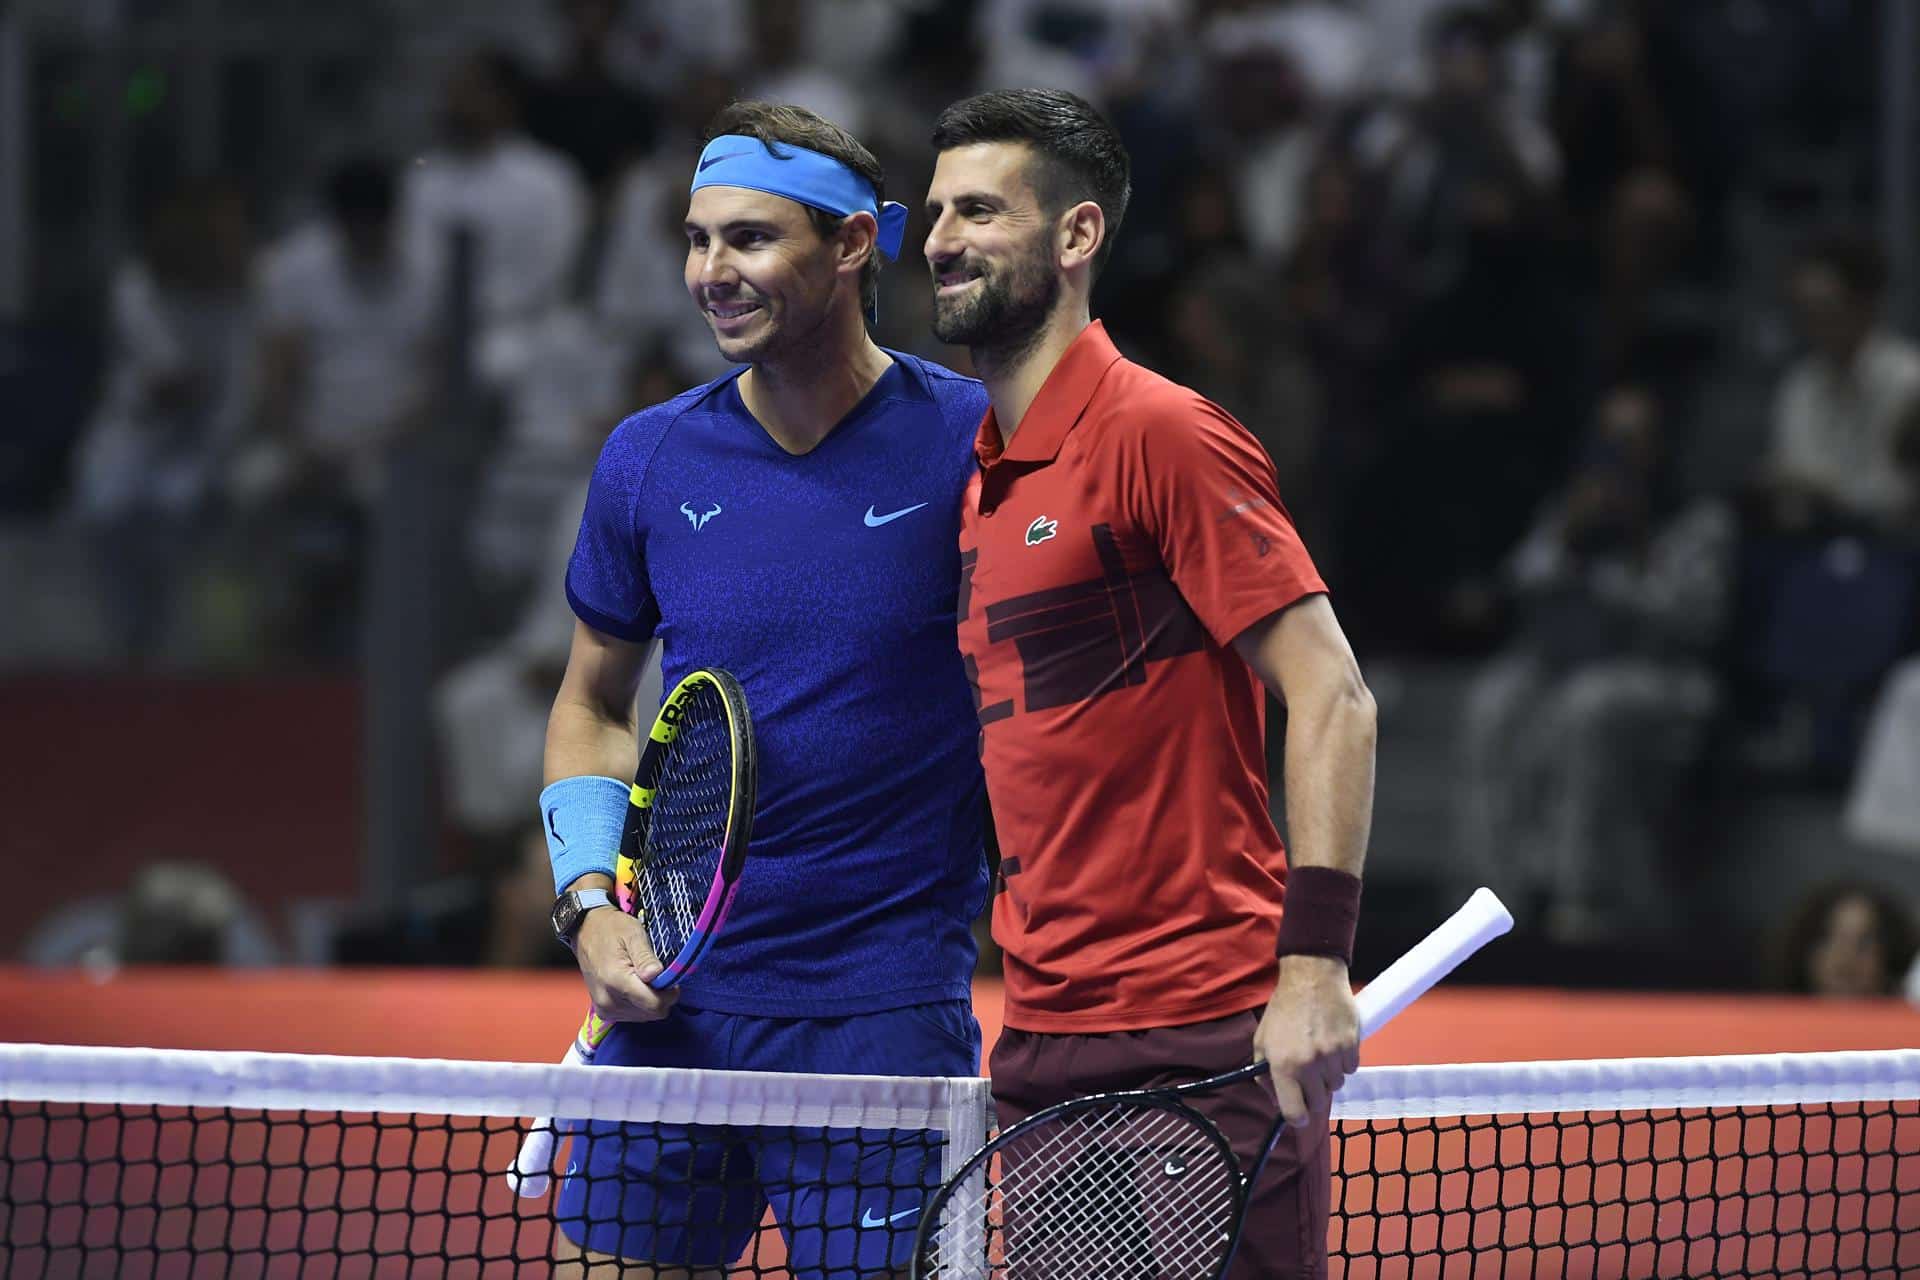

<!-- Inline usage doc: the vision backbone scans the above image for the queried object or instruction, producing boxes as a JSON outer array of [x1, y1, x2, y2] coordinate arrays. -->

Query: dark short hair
[[1796, 228, 1890, 301], [931, 89, 1132, 279], [703, 100, 886, 320], [324, 155, 397, 223]]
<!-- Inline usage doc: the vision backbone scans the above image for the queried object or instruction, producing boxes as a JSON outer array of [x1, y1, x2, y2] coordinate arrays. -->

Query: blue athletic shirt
[[565, 352, 990, 1017]]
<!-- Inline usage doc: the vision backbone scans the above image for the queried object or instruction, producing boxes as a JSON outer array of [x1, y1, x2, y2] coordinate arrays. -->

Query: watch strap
[[554, 888, 616, 945]]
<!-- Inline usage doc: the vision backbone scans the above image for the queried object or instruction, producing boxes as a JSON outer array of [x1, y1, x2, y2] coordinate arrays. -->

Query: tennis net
[[1328, 1049, 1920, 1280], [1, 1044, 1915, 1278], [0, 1042, 991, 1278]]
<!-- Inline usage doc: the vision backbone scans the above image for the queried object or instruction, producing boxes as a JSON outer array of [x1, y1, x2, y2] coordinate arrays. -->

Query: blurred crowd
[[8, 0, 1920, 975]]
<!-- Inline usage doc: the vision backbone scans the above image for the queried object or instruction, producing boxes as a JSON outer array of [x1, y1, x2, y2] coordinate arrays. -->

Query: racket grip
[[1354, 886, 1513, 1039], [506, 1013, 612, 1199]]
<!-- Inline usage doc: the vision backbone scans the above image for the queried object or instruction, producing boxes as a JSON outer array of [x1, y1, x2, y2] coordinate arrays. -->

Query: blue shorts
[[554, 1000, 980, 1275]]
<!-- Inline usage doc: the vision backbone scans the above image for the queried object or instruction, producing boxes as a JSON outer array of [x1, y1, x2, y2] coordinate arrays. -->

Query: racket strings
[[635, 682, 736, 959], [927, 1101, 1240, 1279]]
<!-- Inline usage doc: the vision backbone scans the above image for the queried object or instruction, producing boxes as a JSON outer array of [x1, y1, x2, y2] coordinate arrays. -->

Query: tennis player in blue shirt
[[536, 102, 989, 1277]]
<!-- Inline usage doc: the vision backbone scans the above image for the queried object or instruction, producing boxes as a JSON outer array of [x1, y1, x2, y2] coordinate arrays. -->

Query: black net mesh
[[1331, 1101, 1920, 1280], [0, 1104, 946, 1278], [633, 680, 736, 960], [4, 1057, 1916, 1279], [920, 1104, 1920, 1280]]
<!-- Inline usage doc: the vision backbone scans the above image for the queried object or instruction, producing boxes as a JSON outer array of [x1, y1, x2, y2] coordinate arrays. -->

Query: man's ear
[[1058, 199, 1106, 274], [838, 210, 879, 276]]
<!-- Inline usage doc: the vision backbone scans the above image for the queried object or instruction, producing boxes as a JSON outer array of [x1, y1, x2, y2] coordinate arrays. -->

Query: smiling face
[[922, 142, 1062, 353], [684, 185, 844, 366]]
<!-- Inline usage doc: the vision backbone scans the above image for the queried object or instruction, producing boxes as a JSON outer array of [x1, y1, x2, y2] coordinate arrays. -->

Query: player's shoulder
[[1097, 354, 1232, 442], [585, 374, 742, 519], [596, 369, 745, 462], [896, 351, 979, 388], [888, 351, 989, 436]]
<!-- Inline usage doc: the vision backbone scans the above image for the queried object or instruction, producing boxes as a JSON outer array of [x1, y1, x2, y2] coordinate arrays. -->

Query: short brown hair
[[704, 100, 885, 320]]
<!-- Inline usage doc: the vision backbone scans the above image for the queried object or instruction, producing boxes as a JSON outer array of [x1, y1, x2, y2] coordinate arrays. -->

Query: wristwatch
[[550, 888, 616, 950]]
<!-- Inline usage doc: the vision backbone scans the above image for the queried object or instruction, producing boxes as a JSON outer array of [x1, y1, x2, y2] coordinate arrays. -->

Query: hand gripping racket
[[507, 666, 756, 1197], [910, 887, 1515, 1279]]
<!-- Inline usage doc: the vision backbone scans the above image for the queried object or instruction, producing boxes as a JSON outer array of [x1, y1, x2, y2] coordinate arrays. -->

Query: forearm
[[543, 698, 635, 896], [1279, 674, 1377, 879], [1258, 670, 1373, 1119], [544, 683, 640, 786], [543, 627, 651, 893]]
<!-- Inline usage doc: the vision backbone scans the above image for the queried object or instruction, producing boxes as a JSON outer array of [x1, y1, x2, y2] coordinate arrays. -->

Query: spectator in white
[[1761, 230, 1920, 531], [1200, 32, 1319, 267], [248, 155, 437, 507], [465, 302, 639, 596], [1844, 400, 1920, 855], [1456, 381, 1734, 941], [1849, 657, 1920, 857], [737, 0, 880, 140], [594, 69, 738, 382], [405, 48, 589, 388], [437, 476, 664, 867], [68, 178, 258, 659]]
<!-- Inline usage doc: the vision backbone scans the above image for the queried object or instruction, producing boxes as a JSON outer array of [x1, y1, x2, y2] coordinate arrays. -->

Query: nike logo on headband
[[699, 150, 753, 172]]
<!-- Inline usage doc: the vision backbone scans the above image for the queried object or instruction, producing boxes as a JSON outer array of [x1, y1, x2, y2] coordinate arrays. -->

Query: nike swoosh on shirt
[[864, 502, 929, 527], [699, 150, 752, 171], [859, 1204, 921, 1229]]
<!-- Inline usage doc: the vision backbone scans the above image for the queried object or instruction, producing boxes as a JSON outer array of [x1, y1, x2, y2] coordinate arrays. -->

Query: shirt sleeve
[[1123, 392, 1327, 647], [563, 425, 660, 643]]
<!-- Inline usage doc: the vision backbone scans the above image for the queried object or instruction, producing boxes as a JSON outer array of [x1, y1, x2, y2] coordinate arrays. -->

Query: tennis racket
[[507, 666, 756, 1198], [909, 887, 1515, 1280]]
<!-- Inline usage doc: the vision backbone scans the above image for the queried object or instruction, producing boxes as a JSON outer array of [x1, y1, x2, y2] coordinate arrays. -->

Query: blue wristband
[[540, 775, 631, 895]]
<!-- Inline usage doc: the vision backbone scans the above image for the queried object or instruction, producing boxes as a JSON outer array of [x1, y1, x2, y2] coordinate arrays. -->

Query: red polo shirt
[[959, 322, 1327, 1033]]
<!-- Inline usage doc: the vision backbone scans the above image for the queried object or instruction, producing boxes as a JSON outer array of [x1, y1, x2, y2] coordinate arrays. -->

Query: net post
[[939, 1076, 994, 1280]]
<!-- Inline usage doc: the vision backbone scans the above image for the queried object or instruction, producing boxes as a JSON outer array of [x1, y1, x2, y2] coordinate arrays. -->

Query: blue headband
[[690, 134, 909, 261]]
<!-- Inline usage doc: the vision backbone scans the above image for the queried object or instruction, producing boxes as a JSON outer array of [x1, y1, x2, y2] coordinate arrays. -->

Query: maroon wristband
[[1274, 866, 1362, 965]]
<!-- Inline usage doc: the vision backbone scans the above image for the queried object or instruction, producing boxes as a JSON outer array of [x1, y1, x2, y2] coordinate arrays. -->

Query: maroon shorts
[[991, 1008, 1331, 1280]]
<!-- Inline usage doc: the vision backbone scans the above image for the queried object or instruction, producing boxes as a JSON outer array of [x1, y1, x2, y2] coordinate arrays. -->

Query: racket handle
[[1354, 886, 1513, 1039], [506, 1012, 613, 1199]]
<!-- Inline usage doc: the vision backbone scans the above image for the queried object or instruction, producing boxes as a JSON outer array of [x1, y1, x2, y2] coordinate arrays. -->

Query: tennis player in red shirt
[[924, 89, 1378, 1278]]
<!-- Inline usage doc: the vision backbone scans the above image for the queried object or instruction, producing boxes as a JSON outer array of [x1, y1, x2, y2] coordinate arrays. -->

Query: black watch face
[[551, 895, 577, 936]]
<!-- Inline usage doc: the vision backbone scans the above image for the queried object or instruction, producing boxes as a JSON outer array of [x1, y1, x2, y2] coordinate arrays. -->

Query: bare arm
[[1233, 594, 1376, 884], [1232, 593, 1378, 1125], [545, 618, 652, 787], [547, 619, 677, 1021]]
